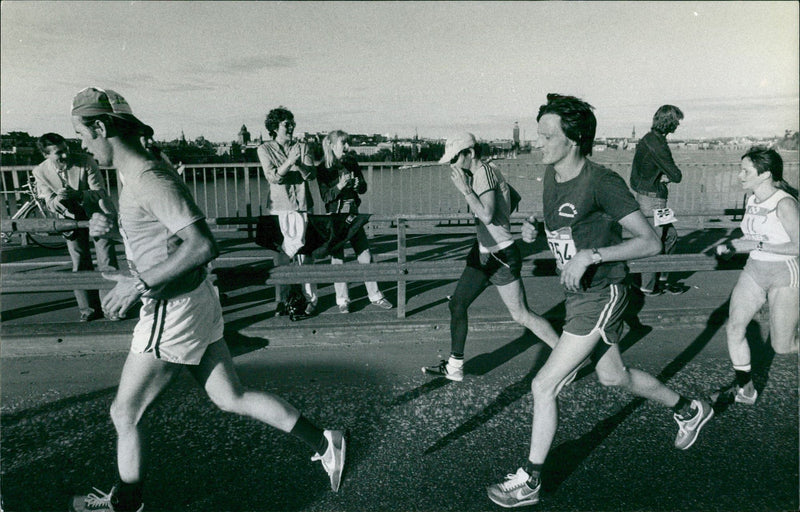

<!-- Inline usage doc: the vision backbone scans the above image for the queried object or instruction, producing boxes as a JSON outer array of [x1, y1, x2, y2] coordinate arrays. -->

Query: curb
[[1, 304, 755, 358]]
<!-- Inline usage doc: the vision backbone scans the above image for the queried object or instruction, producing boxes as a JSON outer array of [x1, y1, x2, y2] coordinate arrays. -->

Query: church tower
[[238, 125, 251, 145]]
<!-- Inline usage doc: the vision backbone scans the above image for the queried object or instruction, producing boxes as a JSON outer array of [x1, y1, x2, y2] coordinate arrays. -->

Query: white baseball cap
[[438, 132, 477, 164]]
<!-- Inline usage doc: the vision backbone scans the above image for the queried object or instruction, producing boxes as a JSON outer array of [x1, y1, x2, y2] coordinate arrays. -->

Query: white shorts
[[131, 278, 224, 365]]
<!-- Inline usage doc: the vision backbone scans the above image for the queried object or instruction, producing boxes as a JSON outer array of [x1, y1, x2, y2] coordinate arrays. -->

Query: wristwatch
[[591, 248, 603, 265], [134, 277, 150, 295]]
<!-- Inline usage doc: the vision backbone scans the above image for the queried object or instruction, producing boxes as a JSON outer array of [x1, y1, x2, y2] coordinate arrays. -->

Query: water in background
[[2, 150, 798, 221]]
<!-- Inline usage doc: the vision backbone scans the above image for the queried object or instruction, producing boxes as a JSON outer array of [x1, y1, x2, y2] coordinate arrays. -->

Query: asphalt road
[[2, 322, 797, 512]]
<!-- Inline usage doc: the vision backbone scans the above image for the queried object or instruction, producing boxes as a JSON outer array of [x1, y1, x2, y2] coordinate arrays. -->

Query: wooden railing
[[1, 212, 746, 318]]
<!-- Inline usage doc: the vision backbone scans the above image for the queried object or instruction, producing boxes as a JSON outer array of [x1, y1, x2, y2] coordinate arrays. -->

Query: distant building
[[238, 125, 251, 146], [350, 145, 380, 156], [513, 122, 520, 150], [216, 143, 232, 157]]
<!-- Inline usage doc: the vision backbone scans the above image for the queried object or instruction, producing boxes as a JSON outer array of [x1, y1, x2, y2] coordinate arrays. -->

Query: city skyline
[[1, 1, 798, 143]]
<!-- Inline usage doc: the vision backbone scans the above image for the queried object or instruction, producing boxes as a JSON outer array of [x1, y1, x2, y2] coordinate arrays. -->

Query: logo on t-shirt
[[557, 202, 578, 218]]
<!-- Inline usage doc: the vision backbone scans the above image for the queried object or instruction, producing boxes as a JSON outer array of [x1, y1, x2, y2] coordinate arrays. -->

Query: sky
[[1, 1, 798, 143]]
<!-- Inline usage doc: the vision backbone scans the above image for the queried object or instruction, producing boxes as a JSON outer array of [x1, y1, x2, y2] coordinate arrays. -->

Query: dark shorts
[[465, 241, 522, 287], [564, 283, 628, 345]]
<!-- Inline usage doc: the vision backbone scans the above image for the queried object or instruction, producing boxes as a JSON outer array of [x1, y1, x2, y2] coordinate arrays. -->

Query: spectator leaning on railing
[[257, 106, 320, 316], [32, 132, 119, 322], [316, 129, 392, 313], [630, 104, 689, 296]]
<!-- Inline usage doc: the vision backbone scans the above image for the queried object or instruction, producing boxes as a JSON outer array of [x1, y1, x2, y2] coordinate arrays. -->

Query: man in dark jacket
[[630, 105, 688, 295]]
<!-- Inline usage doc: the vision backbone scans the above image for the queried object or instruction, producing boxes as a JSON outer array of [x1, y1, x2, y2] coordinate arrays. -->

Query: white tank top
[[741, 189, 796, 262]]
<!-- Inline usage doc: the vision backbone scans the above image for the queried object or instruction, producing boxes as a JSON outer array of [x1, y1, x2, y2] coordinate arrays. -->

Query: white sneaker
[[674, 399, 714, 450], [486, 468, 540, 508], [422, 359, 464, 381], [70, 486, 144, 512], [711, 381, 758, 405], [311, 429, 346, 492]]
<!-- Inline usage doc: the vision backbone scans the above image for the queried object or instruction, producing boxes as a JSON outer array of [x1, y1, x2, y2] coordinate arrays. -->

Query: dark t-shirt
[[543, 159, 640, 289]]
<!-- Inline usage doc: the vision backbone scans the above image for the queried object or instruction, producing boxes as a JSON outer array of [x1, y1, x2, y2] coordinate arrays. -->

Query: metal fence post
[[397, 216, 407, 319]]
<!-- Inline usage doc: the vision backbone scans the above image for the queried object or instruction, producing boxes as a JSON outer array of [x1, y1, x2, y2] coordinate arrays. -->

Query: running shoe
[[70, 486, 144, 512], [422, 360, 464, 381], [338, 303, 350, 314], [311, 429, 346, 492], [711, 381, 758, 405], [486, 468, 541, 508], [371, 298, 393, 310], [674, 399, 714, 450]]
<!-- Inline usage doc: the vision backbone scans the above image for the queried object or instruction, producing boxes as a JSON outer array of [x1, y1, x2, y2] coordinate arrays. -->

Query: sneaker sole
[[332, 431, 347, 492], [677, 408, 715, 450], [487, 490, 540, 508]]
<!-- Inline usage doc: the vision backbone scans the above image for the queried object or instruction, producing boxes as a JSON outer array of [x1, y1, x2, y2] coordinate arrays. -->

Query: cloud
[[217, 55, 297, 74]]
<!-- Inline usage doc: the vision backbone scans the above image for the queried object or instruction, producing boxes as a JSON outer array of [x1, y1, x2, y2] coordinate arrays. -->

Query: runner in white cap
[[422, 132, 560, 382]]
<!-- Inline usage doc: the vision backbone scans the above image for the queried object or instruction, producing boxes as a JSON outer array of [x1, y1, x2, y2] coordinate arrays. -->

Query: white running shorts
[[130, 278, 224, 365]]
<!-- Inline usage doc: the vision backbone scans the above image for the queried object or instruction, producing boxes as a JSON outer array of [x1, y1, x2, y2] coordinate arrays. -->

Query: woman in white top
[[715, 147, 799, 405]]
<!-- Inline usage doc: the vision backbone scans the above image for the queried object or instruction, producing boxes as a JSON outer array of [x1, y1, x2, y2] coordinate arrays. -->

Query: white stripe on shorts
[[593, 284, 621, 334], [788, 258, 799, 288]]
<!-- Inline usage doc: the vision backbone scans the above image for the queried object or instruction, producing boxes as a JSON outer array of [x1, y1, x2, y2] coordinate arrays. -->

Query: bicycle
[[1, 176, 67, 250]]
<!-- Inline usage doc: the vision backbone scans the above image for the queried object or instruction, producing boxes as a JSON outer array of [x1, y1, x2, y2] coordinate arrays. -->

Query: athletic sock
[[448, 355, 464, 368], [672, 396, 694, 418], [111, 480, 143, 512], [733, 366, 752, 387], [524, 461, 543, 488], [290, 415, 327, 455]]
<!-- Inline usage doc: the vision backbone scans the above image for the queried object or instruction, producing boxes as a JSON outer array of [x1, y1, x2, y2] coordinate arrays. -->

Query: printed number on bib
[[546, 226, 576, 270], [653, 208, 676, 227]]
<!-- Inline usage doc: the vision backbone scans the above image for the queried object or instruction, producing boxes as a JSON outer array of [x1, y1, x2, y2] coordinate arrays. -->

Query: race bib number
[[546, 226, 576, 270], [653, 207, 676, 227]]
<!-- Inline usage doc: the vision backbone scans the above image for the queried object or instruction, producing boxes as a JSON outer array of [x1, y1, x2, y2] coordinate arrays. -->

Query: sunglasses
[[450, 148, 470, 165]]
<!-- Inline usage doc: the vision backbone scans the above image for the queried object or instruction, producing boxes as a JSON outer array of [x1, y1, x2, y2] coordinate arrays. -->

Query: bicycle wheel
[[24, 203, 68, 250]]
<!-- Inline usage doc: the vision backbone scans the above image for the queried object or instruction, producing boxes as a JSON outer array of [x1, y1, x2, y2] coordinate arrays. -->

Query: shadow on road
[[1, 297, 77, 321], [1, 386, 117, 426]]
